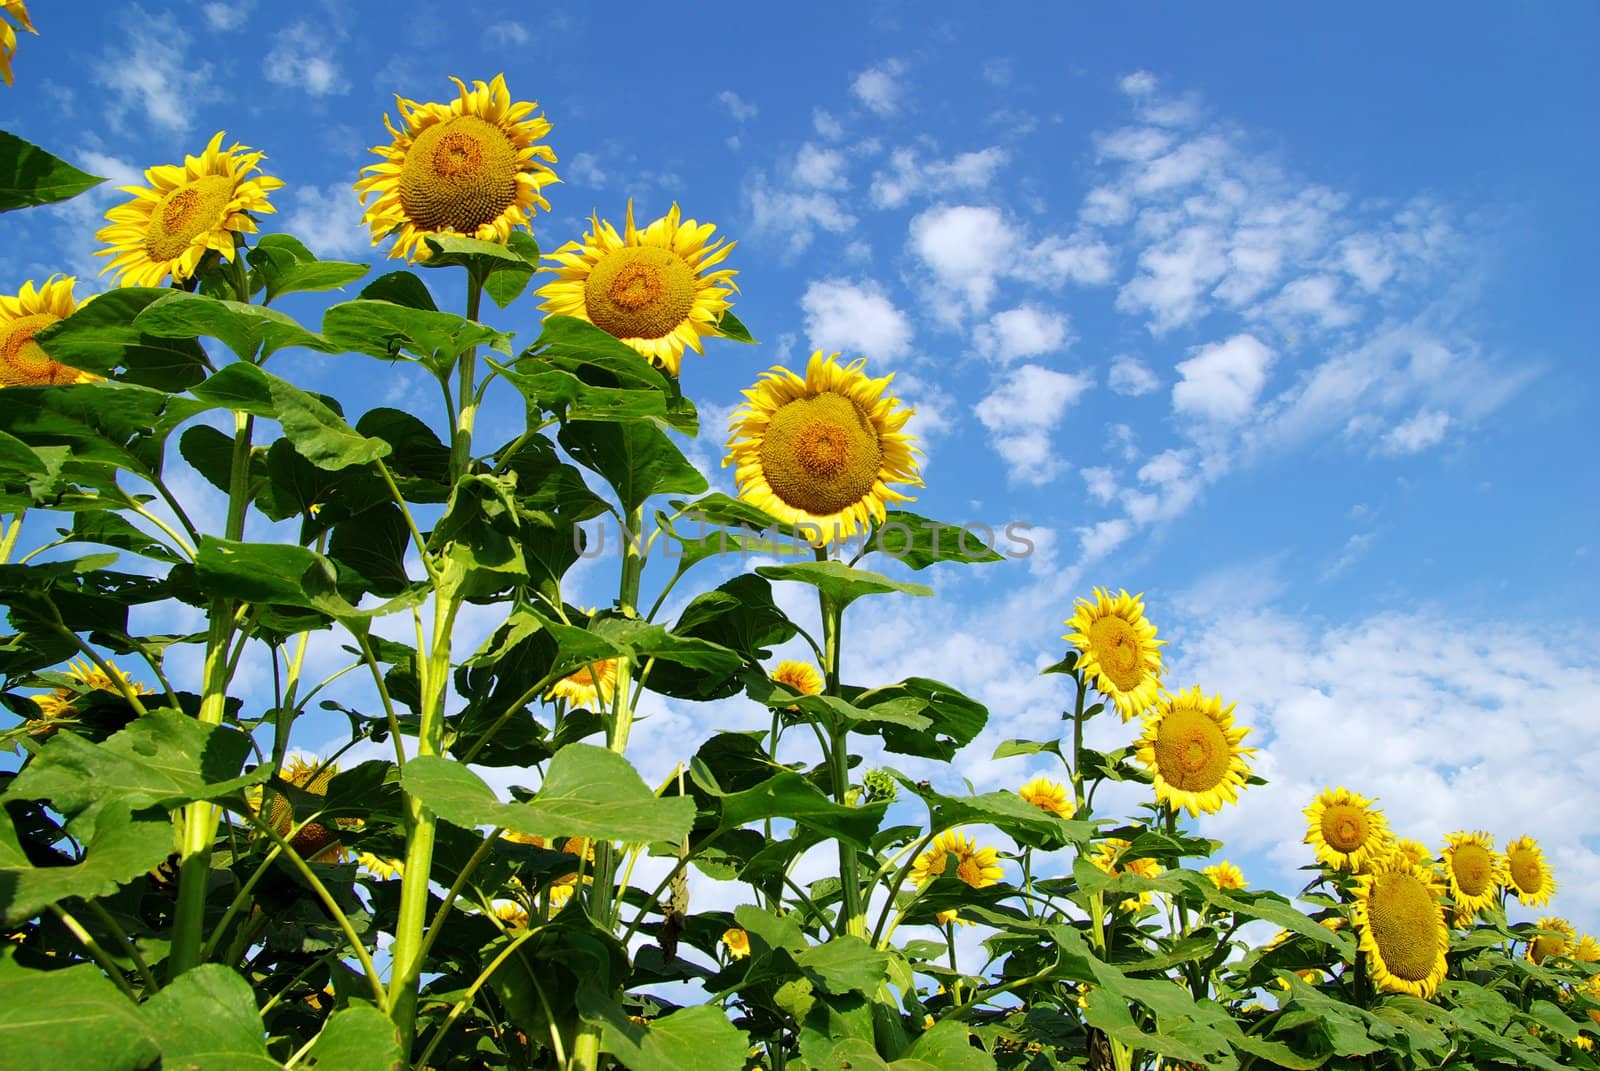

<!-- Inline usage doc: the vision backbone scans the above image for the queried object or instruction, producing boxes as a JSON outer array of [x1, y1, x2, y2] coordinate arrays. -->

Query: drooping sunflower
[[1202, 861, 1248, 890], [1304, 786, 1392, 872], [1018, 775, 1075, 820], [544, 836, 595, 910], [356, 74, 557, 263], [771, 660, 824, 706], [254, 755, 348, 863], [1351, 855, 1450, 999], [1, 2, 34, 87], [1504, 835, 1557, 908], [1133, 687, 1254, 817], [491, 900, 529, 931], [0, 277, 101, 389], [1063, 588, 1165, 721], [722, 927, 751, 959], [725, 351, 922, 547], [1526, 917, 1576, 965], [935, 909, 974, 927], [26, 658, 150, 736], [96, 132, 283, 288], [356, 852, 404, 881], [1439, 831, 1505, 925], [546, 659, 619, 710], [535, 200, 738, 376], [910, 829, 1003, 890]]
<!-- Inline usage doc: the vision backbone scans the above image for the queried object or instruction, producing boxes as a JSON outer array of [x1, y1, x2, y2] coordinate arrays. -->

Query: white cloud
[[95, 8, 213, 134], [1120, 70, 1158, 97], [483, 22, 532, 46], [1322, 531, 1375, 579], [745, 176, 856, 257], [717, 90, 758, 122], [567, 152, 607, 188], [1265, 274, 1356, 329], [1081, 466, 1118, 504], [973, 306, 1070, 364], [1380, 409, 1451, 455], [263, 22, 345, 97], [283, 183, 372, 260], [869, 146, 1008, 209], [1172, 334, 1276, 424], [1078, 518, 1133, 560], [1080, 185, 1132, 226], [908, 204, 1018, 317], [1022, 234, 1117, 288], [793, 143, 849, 191], [800, 278, 914, 364], [813, 109, 844, 140], [201, 0, 254, 31], [1108, 354, 1159, 396], [851, 59, 907, 117], [1117, 224, 1229, 332], [974, 365, 1092, 484]]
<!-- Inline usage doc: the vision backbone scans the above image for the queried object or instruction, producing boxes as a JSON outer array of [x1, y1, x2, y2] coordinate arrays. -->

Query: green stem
[[1070, 671, 1088, 815], [814, 547, 864, 937], [0, 512, 23, 564], [49, 904, 136, 998], [415, 926, 547, 1071], [78, 898, 158, 993]]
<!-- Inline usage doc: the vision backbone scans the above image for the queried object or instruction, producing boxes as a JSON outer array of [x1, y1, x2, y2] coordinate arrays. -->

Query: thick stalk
[[1, 511, 25, 564], [170, 410, 254, 977], [814, 550, 864, 936]]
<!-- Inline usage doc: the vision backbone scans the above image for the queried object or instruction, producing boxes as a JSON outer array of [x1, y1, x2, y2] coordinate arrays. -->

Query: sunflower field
[[1, 10, 1597, 1070]]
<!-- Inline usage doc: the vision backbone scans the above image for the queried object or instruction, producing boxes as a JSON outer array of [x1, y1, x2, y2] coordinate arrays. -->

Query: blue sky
[[3, 1, 1598, 945]]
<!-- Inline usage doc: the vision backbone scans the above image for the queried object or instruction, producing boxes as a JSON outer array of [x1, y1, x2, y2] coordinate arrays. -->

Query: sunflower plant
[[0, 52, 1596, 1071]]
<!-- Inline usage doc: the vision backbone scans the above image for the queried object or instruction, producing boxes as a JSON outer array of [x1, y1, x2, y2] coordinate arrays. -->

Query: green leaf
[[0, 801, 174, 925], [420, 233, 541, 309], [321, 299, 511, 365], [140, 965, 281, 1070], [902, 1021, 996, 1071], [0, 130, 104, 211], [134, 290, 339, 362], [854, 678, 987, 761], [359, 270, 436, 310], [33, 288, 211, 392], [299, 1003, 404, 1070], [757, 560, 932, 609], [7, 708, 263, 818], [794, 936, 892, 996], [355, 408, 451, 503], [246, 233, 370, 303], [559, 419, 707, 515], [896, 776, 1089, 850], [991, 738, 1064, 760], [401, 746, 695, 844], [709, 770, 888, 851], [0, 956, 158, 1070], [68, 510, 182, 563], [859, 511, 1007, 570], [713, 309, 757, 344], [586, 994, 750, 1071], [493, 357, 693, 432], [190, 364, 391, 470], [193, 535, 345, 611]]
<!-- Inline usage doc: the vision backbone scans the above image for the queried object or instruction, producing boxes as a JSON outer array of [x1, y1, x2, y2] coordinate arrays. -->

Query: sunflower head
[[1440, 830, 1504, 924], [935, 909, 974, 927], [1134, 686, 1255, 817], [1352, 855, 1450, 999], [1202, 861, 1248, 890], [25, 658, 150, 737], [546, 659, 619, 710], [356, 74, 557, 263], [1, 2, 36, 87], [536, 199, 738, 376], [771, 659, 824, 712], [725, 351, 922, 547], [260, 755, 346, 863], [1303, 786, 1392, 872], [1091, 838, 1165, 911], [1504, 836, 1557, 908], [911, 829, 1003, 889], [357, 852, 404, 881], [1063, 588, 1165, 721], [720, 926, 752, 959], [0, 277, 102, 389], [96, 132, 283, 288], [1527, 917, 1576, 965], [1018, 775, 1075, 820], [491, 900, 530, 930], [1574, 934, 1600, 963]]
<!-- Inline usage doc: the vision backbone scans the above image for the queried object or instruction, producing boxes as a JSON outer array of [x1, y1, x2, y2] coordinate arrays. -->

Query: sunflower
[[25, 658, 150, 736], [1134, 687, 1254, 817], [725, 351, 922, 547], [1304, 787, 1392, 872], [535, 200, 738, 376], [722, 927, 751, 959], [357, 852, 404, 881], [1574, 934, 1600, 963], [1351, 855, 1450, 999], [1202, 861, 1248, 890], [491, 900, 529, 930], [1390, 838, 1431, 868], [356, 74, 557, 263], [935, 909, 974, 928], [545, 836, 595, 910], [771, 660, 824, 709], [96, 132, 284, 288], [1063, 588, 1165, 721], [1018, 775, 1075, 820], [1440, 831, 1504, 924], [255, 755, 347, 863], [1526, 917, 1576, 966], [910, 830, 1004, 890], [1, 2, 34, 87], [1504, 836, 1557, 908], [546, 658, 619, 710], [1092, 838, 1165, 911], [0, 277, 102, 389]]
